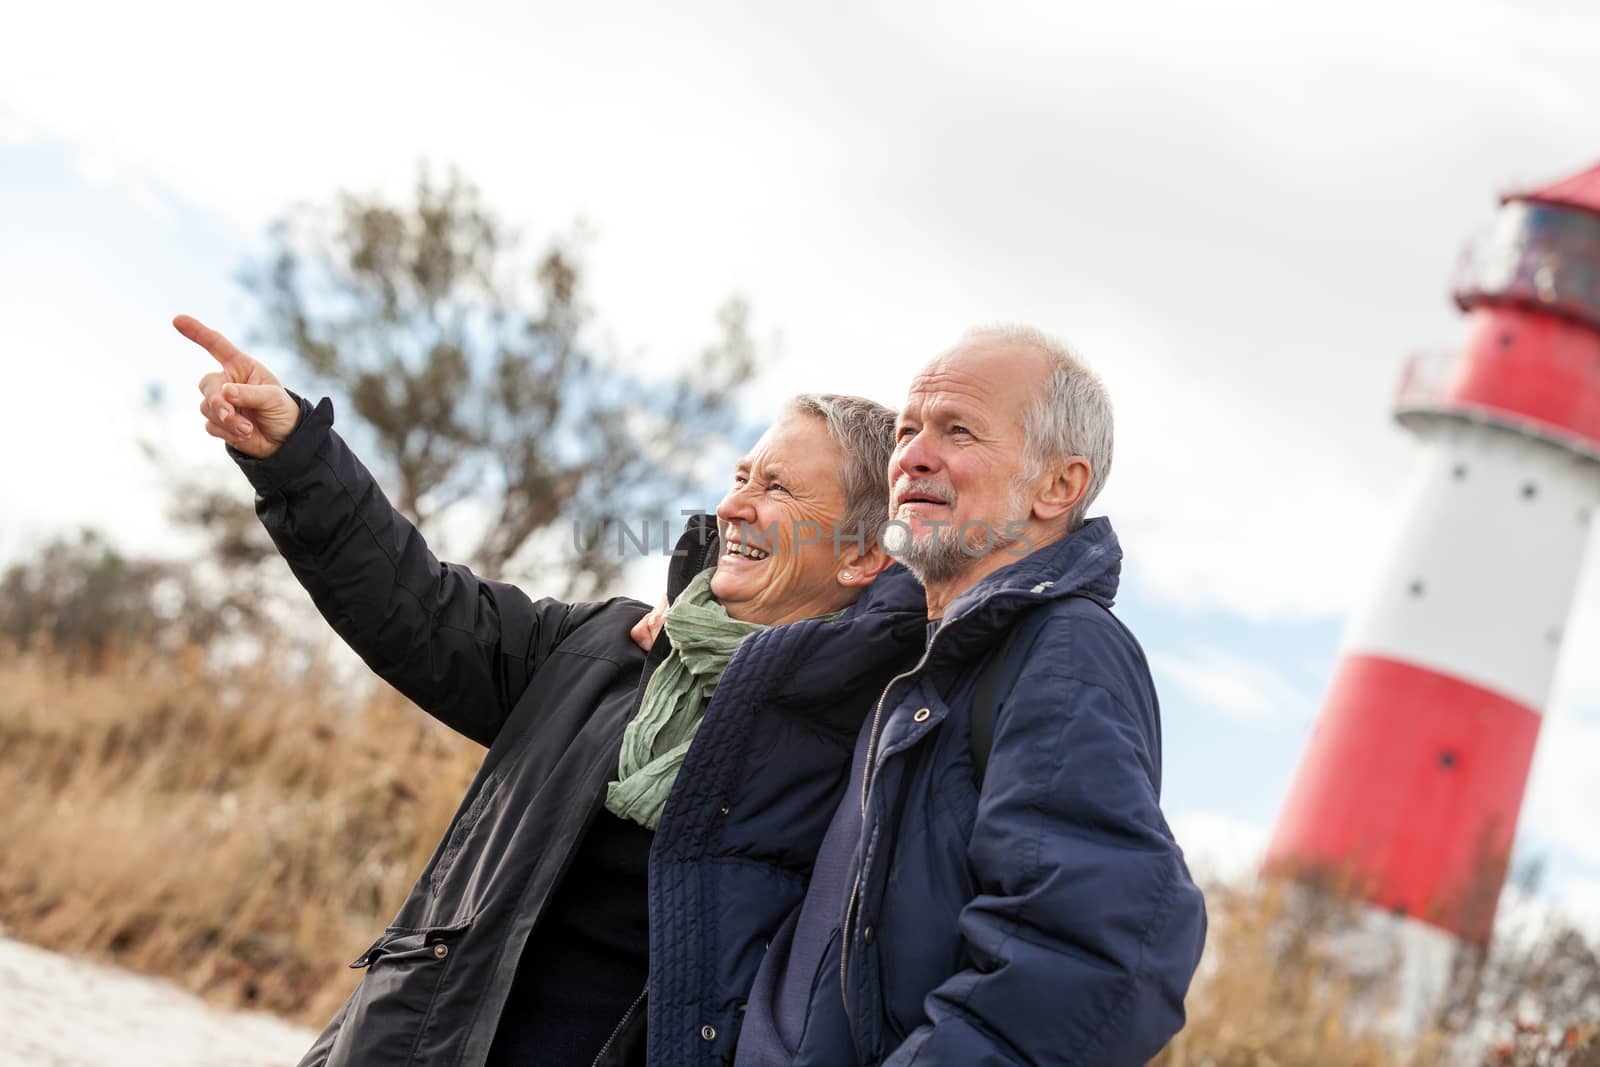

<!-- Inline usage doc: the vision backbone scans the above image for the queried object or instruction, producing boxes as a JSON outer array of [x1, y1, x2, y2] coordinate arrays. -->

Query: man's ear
[[838, 539, 893, 588], [1031, 457, 1093, 524]]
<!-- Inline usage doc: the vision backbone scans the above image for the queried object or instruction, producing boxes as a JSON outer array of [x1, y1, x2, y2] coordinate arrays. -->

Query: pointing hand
[[174, 314, 301, 459]]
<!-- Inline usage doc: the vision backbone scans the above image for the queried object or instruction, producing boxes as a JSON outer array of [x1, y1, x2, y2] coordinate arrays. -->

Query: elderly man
[[735, 327, 1208, 1066]]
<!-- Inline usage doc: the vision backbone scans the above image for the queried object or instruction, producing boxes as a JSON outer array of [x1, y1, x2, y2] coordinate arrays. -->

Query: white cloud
[[1549, 876, 1600, 940], [1169, 811, 1271, 885], [1523, 706, 1600, 869], [1520, 540, 1600, 870], [1101, 333, 1410, 621], [2, 0, 1598, 630], [0, 103, 34, 147], [0, 306, 223, 564], [1151, 644, 1316, 728], [66, 148, 176, 225], [1546, 543, 1600, 710], [1494, 880, 1600, 949]]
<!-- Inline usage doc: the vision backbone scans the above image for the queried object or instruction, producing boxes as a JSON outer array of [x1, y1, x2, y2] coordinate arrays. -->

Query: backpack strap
[[970, 595, 1114, 784], [970, 626, 1019, 784]]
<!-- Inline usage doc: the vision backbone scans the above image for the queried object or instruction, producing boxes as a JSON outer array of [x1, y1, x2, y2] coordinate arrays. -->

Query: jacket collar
[[926, 516, 1124, 663], [730, 561, 926, 716], [840, 560, 926, 621], [667, 513, 722, 602]]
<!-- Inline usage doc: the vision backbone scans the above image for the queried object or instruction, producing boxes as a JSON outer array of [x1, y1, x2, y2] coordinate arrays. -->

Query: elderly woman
[[175, 315, 925, 1067]]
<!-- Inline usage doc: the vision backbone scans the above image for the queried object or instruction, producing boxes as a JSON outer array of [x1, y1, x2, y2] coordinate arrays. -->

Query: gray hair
[[784, 393, 896, 548], [964, 325, 1114, 528]]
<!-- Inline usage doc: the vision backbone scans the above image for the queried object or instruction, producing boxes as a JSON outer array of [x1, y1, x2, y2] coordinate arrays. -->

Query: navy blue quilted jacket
[[780, 518, 1207, 1066], [234, 396, 928, 1067]]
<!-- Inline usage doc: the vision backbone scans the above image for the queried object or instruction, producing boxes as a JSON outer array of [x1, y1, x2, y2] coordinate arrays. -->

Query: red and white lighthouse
[[1265, 161, 1600, 997]]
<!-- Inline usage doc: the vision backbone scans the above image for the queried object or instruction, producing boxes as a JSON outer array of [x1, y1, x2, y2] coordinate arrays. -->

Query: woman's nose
[[715, 484, 756, 525]]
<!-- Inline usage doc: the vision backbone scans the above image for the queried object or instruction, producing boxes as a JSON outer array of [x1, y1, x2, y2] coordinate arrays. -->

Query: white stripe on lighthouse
[[1344, 417, 1600, 711]]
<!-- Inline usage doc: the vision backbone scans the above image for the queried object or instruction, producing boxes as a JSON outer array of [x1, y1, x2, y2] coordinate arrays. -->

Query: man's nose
[[894, 430, 940, 476]]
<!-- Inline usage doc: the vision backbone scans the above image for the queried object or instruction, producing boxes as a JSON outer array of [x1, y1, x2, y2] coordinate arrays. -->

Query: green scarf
[[605, 570, 767, 830]]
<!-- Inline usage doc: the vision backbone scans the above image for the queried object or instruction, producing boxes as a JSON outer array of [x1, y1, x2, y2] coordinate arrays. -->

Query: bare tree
[[0, 529, 231, 666], [190, 165, 756, 598]]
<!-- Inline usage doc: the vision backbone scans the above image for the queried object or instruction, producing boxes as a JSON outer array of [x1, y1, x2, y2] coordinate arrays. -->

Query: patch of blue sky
[[1115, 580, 1342, 830]]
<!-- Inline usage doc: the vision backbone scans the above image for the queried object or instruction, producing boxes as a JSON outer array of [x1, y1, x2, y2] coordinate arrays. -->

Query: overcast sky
[[3, 0, 1599, 926]]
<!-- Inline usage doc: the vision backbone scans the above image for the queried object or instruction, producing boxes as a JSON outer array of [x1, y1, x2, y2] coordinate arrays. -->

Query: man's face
[[710, 414, 855, 627], [887, 341, 1045, 586]]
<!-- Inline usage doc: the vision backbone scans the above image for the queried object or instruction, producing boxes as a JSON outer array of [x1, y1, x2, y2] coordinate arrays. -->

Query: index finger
[[172, 314, 247, 369]]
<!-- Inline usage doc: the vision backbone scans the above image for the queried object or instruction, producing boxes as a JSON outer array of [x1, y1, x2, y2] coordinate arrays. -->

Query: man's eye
[[951, 425, 971, 436], [769, 482, 789, 494], [896, 426, 916, 440], [733, 473, 749, 486]]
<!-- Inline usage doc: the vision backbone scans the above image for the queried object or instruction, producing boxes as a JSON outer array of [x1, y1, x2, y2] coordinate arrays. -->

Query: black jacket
[[231, 396, 926, 1066]]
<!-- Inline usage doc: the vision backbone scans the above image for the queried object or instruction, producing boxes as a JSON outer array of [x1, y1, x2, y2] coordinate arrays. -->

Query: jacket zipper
[[838, 624, 950, 1017], [836, 589, 1053, 1020], [853, 586, 1054, 818], [591, 986, 647, 1067]]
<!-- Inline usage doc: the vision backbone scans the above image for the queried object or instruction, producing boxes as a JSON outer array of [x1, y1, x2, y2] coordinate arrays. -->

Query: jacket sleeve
[[884, 629, 1208, 1066], [231, 394, 601, 748]]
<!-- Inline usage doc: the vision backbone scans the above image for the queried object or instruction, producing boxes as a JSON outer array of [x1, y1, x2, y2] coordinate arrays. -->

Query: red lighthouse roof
[[1511, 160, 1600, 218]]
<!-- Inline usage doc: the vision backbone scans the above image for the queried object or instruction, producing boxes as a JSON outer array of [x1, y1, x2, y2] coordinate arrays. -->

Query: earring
[[841, 571, 854, 581]]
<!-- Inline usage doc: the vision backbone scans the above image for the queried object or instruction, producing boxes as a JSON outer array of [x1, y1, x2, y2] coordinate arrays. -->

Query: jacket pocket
[[325, 918, 472, 1067]]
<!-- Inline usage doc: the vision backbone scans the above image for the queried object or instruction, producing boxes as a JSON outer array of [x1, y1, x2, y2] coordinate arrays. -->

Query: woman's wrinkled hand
[[174, 314, 300, 459]]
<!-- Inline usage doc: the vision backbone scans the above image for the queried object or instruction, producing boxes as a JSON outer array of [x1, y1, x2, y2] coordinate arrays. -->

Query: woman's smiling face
[[710, 413, 860, 627]]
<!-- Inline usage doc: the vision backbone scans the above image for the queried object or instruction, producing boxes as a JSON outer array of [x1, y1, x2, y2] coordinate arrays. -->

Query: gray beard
[[889, 527, 973, 585], [886, 481, 1032, 586]]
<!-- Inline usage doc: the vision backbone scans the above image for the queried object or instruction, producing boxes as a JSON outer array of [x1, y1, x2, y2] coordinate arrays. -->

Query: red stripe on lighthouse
[[1264, 654, 1543, 945], [1443, 307, 1600, 452]]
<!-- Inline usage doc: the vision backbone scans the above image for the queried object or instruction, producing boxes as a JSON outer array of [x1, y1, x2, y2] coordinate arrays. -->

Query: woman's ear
[[838, 540, 893, 588]]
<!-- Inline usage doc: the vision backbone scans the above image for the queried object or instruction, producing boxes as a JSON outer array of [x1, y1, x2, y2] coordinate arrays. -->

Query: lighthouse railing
[[1393, 345, 1600, 464], [1394, 348, 1461, 418]]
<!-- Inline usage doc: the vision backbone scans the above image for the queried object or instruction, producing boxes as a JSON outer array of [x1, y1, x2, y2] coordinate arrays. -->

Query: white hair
[[964, 325, 1114, 528], [784, 393, 896, 545]]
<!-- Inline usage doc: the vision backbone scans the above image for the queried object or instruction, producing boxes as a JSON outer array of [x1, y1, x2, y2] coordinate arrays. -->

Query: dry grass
[[1152, 870, 1599, 1065], [2, 640, 1596, 1064], [1153, 882, 1442, 1067], [0, 641, 481, 1024]]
